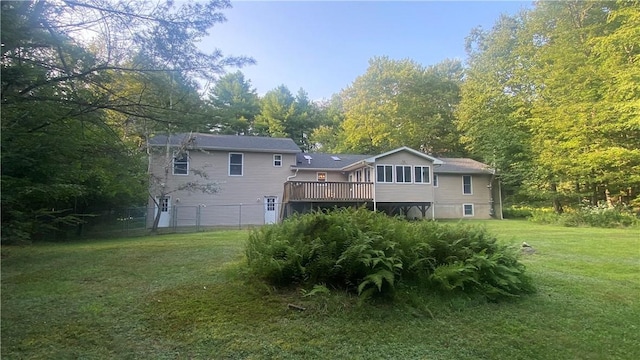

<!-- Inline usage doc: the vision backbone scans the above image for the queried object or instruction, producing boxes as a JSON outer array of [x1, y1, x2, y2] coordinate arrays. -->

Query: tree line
[[2, 0, 638, 242]]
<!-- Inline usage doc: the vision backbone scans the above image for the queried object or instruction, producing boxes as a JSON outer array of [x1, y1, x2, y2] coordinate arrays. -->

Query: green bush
[[528, 204, 638, 228], [571, 204, 638, 228], [502, 205, 534, 219], [528, 208, 562, 225], [245, 208, 535, 301]]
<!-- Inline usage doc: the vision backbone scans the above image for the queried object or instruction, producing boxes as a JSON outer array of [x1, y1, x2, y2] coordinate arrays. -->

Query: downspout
[[432, 163, 441, 220], [281, 168, 299, 221], [431, 184, 435, 220], [286, 168, 299, 181], [488, 170, 502, 219], [498, 175, 504, 220], [368, 163, 377, 212]]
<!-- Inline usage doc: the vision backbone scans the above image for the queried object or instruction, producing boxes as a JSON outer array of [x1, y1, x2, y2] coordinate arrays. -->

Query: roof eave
[[435, 169, 495, 175], [290, 166, 345, 171], [340, 160, 370, 172], [365, 147, 444, 164], [148, 143, 300, 153]]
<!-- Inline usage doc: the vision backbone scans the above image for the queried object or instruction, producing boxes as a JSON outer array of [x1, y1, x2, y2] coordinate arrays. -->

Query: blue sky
[[201, 1, 531, 100]]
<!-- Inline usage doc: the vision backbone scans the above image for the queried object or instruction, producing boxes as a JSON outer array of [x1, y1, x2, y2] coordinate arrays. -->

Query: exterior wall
[[292, 170, 348, 182], [373, 151, 436, 203], [148, 149, 297, 226], [433, 173, 496, 219], [149, 145, 502, 225]]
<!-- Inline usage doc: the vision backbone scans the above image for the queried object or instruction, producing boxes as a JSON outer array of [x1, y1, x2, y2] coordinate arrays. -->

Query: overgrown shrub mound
[[245, 208, 535, 301], [528, 204, 638, 228]]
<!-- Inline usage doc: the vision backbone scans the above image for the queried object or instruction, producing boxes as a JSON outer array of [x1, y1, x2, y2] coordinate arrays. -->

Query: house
[[147, 133, 502, 228]]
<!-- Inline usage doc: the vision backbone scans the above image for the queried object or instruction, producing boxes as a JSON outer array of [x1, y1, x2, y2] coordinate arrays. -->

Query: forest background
[[2, 0, 638, 242]]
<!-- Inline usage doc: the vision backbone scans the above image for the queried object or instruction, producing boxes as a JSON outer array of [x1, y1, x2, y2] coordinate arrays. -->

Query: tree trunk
[[150, 195, 162, 233], [550, 183, 564, 214], [605, 187, 613, 208]]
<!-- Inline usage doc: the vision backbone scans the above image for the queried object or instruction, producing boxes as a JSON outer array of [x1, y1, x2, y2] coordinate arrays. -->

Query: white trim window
[[376, 165, 393, 183], [173, 152, 189, 175], [317, 172, 327, 182], [433, 174, 439, 187], [364, 168, 371, 182], [229, 153, 243, 176], [396, 165, 412, 183], [463, 203, 474, 217], [463, 175, 473, 195], [414, 166, 431, 184], [273, 154, 282, 167]]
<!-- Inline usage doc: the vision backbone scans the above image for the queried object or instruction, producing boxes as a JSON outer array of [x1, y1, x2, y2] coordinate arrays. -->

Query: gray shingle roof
[[293, 153, 371, 170], [436, 158, 494, 174], [149, 136, 493, 174], [363, 146, 444, 165], [149, 133, 301, 153], [293, 152, 494, 174]]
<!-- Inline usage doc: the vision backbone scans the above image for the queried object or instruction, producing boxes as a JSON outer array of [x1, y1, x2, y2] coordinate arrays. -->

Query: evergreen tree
[[207, 71, 260, 135]]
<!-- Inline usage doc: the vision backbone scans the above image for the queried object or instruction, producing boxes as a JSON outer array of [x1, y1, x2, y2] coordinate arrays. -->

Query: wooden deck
[[284, 181, 373, 202]]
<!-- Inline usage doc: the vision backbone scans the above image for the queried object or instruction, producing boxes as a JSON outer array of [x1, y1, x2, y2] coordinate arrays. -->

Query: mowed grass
[[2, 221, 639, 359]]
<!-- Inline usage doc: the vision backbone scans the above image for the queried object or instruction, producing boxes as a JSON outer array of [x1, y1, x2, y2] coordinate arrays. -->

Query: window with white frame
[[364, 168, 371, 182], [433, 174, 439, 187], [229, 153, 243, 176], [396, 165, 412, 183], [317, 172, 327, 182], [463, 204, 474, 216], [273, 154, 282, 167], [173, 152, 189, 175], [355, 170, 362, 182], [414, 166, 431, 184], [159, 197, 170, 212], [376, 165, 393, 183], [463, 175, 472, 195]]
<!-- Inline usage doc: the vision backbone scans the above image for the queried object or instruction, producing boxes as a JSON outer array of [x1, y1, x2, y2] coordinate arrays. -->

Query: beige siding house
[[148, 133, 502, 228], [148, 133, 300, 227]]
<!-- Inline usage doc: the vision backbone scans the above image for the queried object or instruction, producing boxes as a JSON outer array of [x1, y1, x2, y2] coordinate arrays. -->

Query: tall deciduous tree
[[456, 1, 640, 210], [309, 94, 347, 152], [456, 14, 534, 197], [524, 1, 640, 207], [1, 0, 251, 241], [338, 56, 465, 155]]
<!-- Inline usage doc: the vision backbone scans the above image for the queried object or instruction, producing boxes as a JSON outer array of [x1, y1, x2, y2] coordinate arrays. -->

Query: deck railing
[[284, 181, 373, 202]]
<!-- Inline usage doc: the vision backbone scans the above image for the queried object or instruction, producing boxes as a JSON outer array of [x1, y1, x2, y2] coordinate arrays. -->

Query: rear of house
[[433, 158, 501, 219], [147, 133, 502, 228], [147, 133, 300, 228], [284, 147, 502, 220]]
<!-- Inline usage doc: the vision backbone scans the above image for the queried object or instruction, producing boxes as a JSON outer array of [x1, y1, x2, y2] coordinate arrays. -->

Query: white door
[[155, 196, 171, 227], [264, 196, 278, 224]]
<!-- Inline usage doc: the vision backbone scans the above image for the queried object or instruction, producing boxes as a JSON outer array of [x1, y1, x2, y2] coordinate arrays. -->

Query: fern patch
[[245, 208, 535, 301]]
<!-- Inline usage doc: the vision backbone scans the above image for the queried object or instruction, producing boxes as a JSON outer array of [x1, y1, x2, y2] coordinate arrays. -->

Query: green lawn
[[2, 221, 639, 359]]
